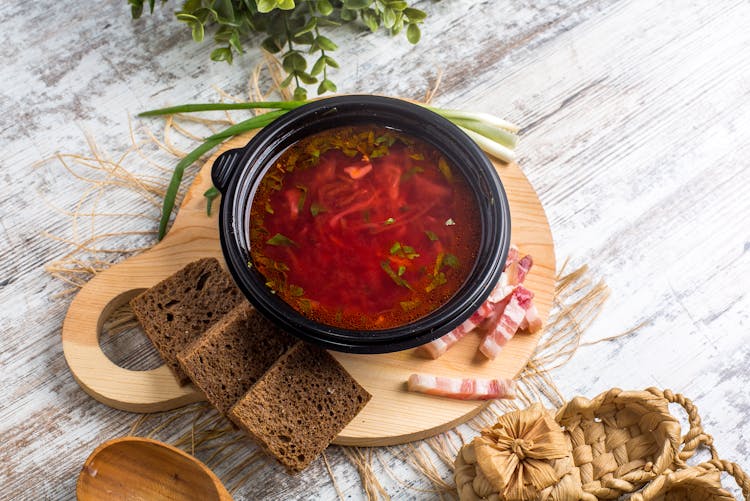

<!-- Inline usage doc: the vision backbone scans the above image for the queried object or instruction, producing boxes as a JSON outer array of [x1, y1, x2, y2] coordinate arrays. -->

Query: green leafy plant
[[128, 0, 427, 99]]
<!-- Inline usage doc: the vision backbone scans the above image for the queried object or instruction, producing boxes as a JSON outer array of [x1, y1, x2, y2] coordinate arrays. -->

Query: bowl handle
[[211, 148, 243, 193]]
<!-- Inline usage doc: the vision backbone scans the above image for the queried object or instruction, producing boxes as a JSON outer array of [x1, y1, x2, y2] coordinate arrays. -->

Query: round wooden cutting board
[[62, 127, 555, 446]]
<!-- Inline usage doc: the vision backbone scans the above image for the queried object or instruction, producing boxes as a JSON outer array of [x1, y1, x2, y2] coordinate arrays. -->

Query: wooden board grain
[[61, 124, 555, 446]]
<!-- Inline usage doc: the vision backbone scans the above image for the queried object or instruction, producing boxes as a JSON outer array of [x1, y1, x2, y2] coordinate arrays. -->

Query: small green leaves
[[293, 86, 308, 101], [404, 7, 426, 21], [131, 0, 428, 98], [317, 0, 333, 16], [390, 241, 419, 259], [256, 0, 277, 13], [343, 0, 370, 8], [317, 78, 337, 94], [257, 0, 296, 13], [315, 35, 337, 51], [443, 253, 459, 268], [425, 230, 438, 241], [283, 52, 307, 72], [381, 261, 413, 290], [361, 9, 379, 32], [210, 47, 233, 63], [406, 23, 420, 44], [267, 233, 297, 246]]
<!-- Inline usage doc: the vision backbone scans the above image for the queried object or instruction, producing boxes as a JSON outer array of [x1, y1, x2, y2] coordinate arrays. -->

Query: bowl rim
[[214, 95, 511, 353]]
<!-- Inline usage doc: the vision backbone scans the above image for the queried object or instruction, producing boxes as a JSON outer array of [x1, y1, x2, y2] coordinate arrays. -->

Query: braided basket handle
[[700, 460, 750, 499], [646, 387, 716, 462]]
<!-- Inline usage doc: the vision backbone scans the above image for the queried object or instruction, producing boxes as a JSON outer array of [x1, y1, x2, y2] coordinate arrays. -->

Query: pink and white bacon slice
[[417, 246, 540, 359], [407, 373, 516, 401], [479, 285, 534, 360]]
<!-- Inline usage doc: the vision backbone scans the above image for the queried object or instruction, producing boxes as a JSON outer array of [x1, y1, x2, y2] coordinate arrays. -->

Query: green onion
[[457, 126, 517, 163], [158, 137, 223, 239], [424, 107, 520, 134], [266, 233, 297, 246], [204, 110, 289, 141], [138, 101, 307, 117]]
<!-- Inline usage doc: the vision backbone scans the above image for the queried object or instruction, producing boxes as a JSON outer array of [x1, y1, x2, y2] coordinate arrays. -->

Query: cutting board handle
[[61, 251, 203, 413]]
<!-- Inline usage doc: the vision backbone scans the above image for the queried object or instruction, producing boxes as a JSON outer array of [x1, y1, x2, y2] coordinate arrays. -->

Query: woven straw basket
[[630, 460, 750, 501], [455, 388, 748, 501]]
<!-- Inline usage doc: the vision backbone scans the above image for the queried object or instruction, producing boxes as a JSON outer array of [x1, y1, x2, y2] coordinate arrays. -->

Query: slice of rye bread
[[228, 342, 372, 473], [177, 302, 296, 414], [130, 258, 244, 384]]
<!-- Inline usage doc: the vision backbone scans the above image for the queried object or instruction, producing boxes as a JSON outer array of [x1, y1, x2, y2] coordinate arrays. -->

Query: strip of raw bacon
[[505, 245, 519, 269], [415, 247, 530, 359], [516, 255, 533, 284], [523, 302, 543, 333], [416, 298, 498, 359], [480, 286, 534, 360], [488, 270, 515, 303], [407, 373, 516, 400], [417, 271, 520, 359]]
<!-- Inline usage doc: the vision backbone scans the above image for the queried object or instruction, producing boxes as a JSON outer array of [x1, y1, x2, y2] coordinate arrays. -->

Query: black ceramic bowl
[[212, 95, 511, 353]]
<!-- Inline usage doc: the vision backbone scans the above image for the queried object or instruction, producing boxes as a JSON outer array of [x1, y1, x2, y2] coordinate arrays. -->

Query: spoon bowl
[[77, 436, 232, 501]]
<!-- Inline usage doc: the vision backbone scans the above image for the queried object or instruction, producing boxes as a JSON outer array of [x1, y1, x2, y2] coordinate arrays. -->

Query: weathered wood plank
[[2, 0, 749, 498]]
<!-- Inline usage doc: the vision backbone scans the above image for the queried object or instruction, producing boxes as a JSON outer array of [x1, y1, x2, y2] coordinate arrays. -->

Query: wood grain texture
[[61, 125, 556, 445], [77, 437, 232, 501], [3, 0, 750, 499]]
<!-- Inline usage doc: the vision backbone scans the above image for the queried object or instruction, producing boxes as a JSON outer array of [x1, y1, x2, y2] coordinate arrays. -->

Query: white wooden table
[[2, 0, 749, 499]]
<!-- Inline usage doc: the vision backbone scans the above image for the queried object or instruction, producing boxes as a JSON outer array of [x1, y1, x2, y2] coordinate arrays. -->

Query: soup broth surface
[[249, 125, 481, 330]]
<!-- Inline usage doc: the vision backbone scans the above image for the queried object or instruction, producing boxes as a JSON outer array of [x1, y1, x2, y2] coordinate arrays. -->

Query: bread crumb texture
[[229, 342, 372, 473], [130, 258, 243, 384]]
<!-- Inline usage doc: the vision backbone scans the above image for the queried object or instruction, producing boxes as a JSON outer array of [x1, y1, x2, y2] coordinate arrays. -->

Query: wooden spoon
[[77, 437, 233, 501]]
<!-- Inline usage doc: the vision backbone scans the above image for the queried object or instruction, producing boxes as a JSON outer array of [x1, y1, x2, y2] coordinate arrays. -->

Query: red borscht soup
[[248, 125, 482, 331]]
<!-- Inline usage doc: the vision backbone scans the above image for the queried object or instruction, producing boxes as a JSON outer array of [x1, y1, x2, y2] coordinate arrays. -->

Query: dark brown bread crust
[[130, 258, 243, 384], [177, 302, 296, 414], [228, 342, 372, 473]]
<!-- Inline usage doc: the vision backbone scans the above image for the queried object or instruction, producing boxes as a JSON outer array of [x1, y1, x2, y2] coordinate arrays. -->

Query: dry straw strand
[[322, 450, 346, 501], [342, 446, 390, 501]]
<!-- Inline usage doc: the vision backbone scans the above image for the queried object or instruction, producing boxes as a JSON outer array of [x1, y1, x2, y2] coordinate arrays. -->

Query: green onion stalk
[[140, 100, 520, 240]]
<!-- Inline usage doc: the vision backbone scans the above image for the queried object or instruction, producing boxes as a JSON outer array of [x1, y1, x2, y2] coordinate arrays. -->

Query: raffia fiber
[[44, 64, 640, 498]]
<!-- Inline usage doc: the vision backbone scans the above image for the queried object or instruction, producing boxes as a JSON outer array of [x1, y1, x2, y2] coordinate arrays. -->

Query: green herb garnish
[[296, 184, 308, 211], [437, 157, 453, 182], [400, 300, 419, 311], [289, 284, 304, 297], [384, 217, 396, 225], [310, 202, 326, 217], [425, 271, 447, 293], [390, 241, 419, 260], [381, 261, 413, 290], [425, 230, 439, 241], [266, 233, 297, 246], [443, 254, 459, 268], [297, 298, 313, 314]]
